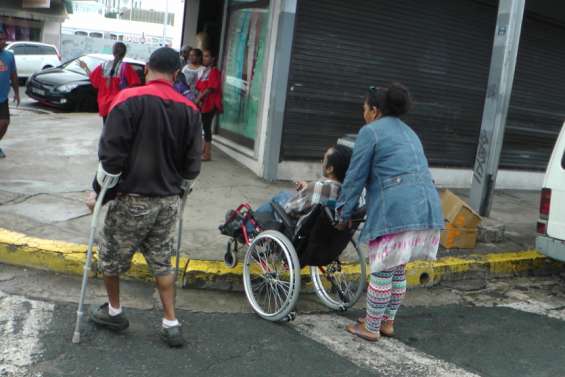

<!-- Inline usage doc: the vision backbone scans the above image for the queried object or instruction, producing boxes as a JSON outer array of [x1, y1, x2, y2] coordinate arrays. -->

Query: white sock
[[108, 303, 122, 317], [162, 318, 180, 328]]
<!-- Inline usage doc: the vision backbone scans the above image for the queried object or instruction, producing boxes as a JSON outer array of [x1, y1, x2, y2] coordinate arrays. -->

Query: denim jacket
[[337, 116, 444, 243]]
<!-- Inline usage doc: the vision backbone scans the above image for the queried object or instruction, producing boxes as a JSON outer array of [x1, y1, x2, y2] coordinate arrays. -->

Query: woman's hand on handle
[[335, 219, 352, 231]]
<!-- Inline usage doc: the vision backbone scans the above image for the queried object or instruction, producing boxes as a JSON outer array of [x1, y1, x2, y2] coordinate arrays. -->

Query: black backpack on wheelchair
[[270, 202, 363, 267]]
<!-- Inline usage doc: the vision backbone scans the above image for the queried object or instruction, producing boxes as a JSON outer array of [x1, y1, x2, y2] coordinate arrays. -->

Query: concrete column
[[260, 0, 297, 181], [41, 21, 61, 49], [180, 0, 199, 49]]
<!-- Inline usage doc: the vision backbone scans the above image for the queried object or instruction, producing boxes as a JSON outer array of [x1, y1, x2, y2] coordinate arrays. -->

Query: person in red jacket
[[195, 49, 223, 161], [79, 42, 140, 124]]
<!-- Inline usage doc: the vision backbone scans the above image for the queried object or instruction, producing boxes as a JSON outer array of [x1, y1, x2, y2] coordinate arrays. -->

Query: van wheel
[[42, 65, 53, 70]]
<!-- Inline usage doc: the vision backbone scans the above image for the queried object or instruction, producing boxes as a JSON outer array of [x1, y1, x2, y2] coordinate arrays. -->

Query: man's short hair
[[147, 47, 181, 74]]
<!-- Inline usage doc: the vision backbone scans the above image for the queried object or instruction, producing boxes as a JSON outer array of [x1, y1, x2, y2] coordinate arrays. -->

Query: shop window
[[218, 0, 271, 149], [0, 16, 41, 42]]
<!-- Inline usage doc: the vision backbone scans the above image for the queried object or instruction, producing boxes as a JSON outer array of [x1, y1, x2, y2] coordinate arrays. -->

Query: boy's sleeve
[[91, 98, 136, 201]]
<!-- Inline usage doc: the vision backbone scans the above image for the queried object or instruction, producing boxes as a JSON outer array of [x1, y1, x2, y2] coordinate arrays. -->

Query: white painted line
[[499, 301, 565, 321], [473, 289, 565, 321], [0, 291, 54, 377], [290, 314, 481, 377]]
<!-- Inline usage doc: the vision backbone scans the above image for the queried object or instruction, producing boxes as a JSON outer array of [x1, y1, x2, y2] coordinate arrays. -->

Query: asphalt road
[[1, 265, 565, 377]]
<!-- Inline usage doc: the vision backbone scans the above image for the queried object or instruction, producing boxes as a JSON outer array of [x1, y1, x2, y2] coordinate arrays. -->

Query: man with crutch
[[83, 47, 201, 347]]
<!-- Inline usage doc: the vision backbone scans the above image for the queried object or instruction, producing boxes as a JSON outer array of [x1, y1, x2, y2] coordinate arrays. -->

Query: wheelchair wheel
[[243, 230, 301, 321], [311, 239, 366, 311]]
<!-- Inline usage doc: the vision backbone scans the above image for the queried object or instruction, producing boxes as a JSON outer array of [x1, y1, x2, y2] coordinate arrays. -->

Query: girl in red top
[[79, 42, 140, 123], [195, 49, 223, 161]]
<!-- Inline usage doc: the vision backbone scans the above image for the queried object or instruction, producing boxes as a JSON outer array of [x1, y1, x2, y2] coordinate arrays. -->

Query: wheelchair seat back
[[293, 205, 360, 267]]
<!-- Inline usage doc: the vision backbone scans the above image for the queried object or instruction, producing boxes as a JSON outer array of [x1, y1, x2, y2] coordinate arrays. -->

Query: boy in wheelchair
[[220, 145, 353, 259]]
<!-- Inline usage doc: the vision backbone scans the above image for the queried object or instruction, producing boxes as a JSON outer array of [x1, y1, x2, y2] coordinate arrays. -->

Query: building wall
[[41, 21, 61, 47], [211, 0, 298, 180], [271, 0, 565, 188], [0, 0, 66, 47]]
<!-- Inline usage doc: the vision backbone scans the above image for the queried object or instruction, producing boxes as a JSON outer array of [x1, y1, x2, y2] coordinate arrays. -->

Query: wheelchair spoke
[[252, 277, 268, 293], [272, 280, 290, 305], [311, 241, 366, 311]]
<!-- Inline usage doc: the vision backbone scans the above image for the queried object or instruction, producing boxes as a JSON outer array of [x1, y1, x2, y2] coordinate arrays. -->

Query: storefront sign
[[22, 0, 51, 9]]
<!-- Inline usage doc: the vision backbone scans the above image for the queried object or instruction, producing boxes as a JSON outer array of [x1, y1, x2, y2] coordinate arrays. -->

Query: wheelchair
[[219, 201, 367, 322]]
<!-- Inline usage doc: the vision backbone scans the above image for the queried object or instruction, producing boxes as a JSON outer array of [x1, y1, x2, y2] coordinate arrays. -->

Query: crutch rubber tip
[[72, 332, 80, 344]]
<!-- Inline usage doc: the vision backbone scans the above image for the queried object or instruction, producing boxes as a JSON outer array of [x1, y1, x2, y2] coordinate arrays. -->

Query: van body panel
[[536, 235, 565, 262], [543, 122, 565, 241]]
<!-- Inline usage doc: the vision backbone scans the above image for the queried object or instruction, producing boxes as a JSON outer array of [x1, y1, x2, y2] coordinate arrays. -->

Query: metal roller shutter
[[281, 0, 565, 171], [503, 13, 565, 170]]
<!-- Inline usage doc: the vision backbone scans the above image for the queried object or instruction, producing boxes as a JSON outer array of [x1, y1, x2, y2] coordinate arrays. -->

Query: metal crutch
[[72, 165, 121, 344], [174, 179, 195, 290]]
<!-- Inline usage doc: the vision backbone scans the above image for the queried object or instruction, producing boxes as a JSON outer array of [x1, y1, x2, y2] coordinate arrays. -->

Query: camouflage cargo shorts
[[98, 194, 180, 276]]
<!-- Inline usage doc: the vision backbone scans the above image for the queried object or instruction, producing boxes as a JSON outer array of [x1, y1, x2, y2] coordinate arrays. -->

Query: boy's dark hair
[[366, 82, 412, 117], [147, 47, 181, 74], [326, 145, 353, 183]]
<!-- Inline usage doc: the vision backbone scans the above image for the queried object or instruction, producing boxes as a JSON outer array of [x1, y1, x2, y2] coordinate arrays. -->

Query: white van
[[536, 122, 565, 262], [5, 42, 62, 80]]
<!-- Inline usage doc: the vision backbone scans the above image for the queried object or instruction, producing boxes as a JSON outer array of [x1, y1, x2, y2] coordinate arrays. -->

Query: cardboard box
[[440, 190, 482, 229], [440, 223, 478, 249]]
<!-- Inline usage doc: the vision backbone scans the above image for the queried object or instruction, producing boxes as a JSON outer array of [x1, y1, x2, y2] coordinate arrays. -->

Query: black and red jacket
[[94, 79, 202, 198]]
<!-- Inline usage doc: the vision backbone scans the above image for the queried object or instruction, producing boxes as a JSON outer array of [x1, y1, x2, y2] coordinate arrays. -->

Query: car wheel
[[42, 65, 53, 70]]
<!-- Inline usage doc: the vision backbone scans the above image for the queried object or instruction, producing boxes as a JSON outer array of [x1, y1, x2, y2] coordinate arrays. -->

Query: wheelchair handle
[[324, 207, 338, 226]]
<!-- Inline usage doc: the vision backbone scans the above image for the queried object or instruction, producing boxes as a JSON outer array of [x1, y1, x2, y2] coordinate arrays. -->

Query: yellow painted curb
[[0, 227, 561, 288]]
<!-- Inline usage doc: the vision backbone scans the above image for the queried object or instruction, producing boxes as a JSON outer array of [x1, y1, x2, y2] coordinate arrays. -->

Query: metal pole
[[469, 0, 525, 217]]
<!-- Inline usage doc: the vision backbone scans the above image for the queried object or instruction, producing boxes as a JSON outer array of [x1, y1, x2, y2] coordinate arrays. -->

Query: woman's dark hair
[[113, 42, 127, 58], [110, 42, 127, 77], [326, 145, 353, 183], [366, 82, 412, 117], [191, 48, 203, 59]]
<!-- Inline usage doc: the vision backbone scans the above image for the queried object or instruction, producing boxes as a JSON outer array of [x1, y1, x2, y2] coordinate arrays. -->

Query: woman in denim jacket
[[337, 83, 443, 342]]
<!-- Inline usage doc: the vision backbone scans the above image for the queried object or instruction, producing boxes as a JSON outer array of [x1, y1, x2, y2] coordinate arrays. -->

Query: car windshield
[[63, 56, 105, 75]]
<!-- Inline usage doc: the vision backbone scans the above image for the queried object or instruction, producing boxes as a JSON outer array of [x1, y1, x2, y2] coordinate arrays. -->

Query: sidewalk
[[0, 110, 561, 287]]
